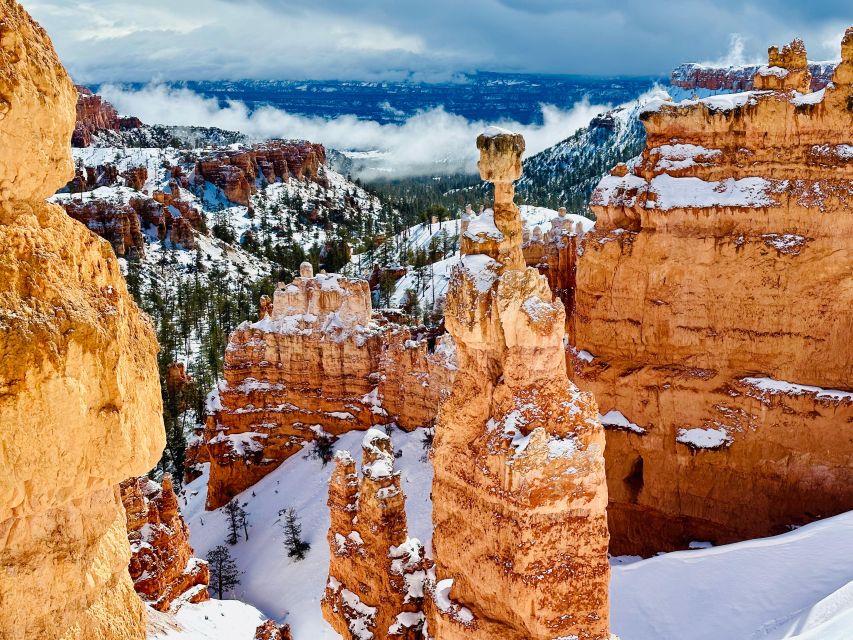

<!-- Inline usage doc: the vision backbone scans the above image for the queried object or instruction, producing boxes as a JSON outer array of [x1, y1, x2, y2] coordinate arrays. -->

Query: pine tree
[[224, 498, 249, 544], [206, 544, 241, 598], [281, 507, 310, 560]]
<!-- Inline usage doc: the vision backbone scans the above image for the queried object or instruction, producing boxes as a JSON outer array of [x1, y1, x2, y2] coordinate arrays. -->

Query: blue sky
[[22, 0, 852, 82]]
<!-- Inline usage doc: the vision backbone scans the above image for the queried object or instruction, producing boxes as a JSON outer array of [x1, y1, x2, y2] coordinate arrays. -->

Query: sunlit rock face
[[195, 263, 457, 510], [0, 2, 165, 638], [195, 141, 327, 205], [322, 431, 429, 639], [575, 31, 853, 556], [425, 129, 610, 640], [121, 475, 209, 611]]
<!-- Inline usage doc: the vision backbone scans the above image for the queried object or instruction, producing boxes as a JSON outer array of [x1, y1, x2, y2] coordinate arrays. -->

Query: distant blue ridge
[[93, 72, 663, 126]]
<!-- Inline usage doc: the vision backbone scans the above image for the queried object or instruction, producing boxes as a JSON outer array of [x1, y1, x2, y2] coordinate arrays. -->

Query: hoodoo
[[322, 429, 429, 639], [0, 1, 165, 638], [578, 31, 853, 555], [194, 264, 456, 509], [425, 129, 611, 639], [120, 474, 210, 611]]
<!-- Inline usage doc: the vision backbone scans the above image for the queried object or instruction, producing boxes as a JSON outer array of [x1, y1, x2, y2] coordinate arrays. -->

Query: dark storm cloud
[[21, 0, 852, 82]]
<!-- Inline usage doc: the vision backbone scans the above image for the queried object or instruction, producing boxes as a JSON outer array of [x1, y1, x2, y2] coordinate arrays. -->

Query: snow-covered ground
[[178, 425, 853, 640], [180, 427, 433, 639], [613, 511, 853, 640], [148, 599, 269, 639]]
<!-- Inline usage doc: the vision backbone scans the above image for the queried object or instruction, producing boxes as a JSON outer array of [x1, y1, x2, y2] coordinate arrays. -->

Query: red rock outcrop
[[66, 163, 147, 193], [195, 140, 327, 205], [377, 330, 457, 431], [60, 186, 203, 257], [522, 206, 589, 329], [254, 620, 294, 640], [196, 262, 456, 508], [0, 3, 165, 637], [322, 431, 429, 639], [72, 85, 143, 147], [670, 60, 836, 94], [63, 198, 146, 258], [577, 32, 853, 555], [426, 130, 610, 640], [121, 475, 209, 611], [133, 190, 202, 249], [123, 166, 148, 191]]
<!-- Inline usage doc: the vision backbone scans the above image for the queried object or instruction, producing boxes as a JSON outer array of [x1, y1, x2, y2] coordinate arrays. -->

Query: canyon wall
[[670, 60, 837, 94], [322, 431, 428, 639], [577, 33, 853, 555], [72, 85, 142, 147], [426, 130, 610, 640], [522, 206, 588, 334], [195, 141, 327, 205], [121, 475, 209, 611], [194, 262, 456, 509], [61, 185, 204, 256], [0, 2, 165, 638]]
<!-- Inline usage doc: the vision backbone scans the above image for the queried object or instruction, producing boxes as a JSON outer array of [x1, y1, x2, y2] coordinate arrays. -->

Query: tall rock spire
[[425, 131, 611, 640], [322, 430, 429, 639]]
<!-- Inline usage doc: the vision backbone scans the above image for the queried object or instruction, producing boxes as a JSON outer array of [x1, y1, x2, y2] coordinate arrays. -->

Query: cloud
[[699, 33, 764, 67], [22, 0, 852, 80], [99, 83, 615, 177]]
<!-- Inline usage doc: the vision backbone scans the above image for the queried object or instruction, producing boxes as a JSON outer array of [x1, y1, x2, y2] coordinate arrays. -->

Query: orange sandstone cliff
[[576, 32, 853, 555], [322, 430, 429, 639], [120, 474, 210, 611], [425, 130, 610, 640], [0, 2, 165, 638], [194, 262, 456, 509]]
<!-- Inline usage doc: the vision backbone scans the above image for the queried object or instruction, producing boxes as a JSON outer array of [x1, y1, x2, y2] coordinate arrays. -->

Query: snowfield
[[176, 425, 853, 639], [180, 427, 433, 639]]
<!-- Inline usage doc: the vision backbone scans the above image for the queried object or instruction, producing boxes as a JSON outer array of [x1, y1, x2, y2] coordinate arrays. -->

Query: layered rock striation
[[578, 32, 853, 555], [194, 262, 456, 508], [121, 475, 209, 611], [0, 3, 165, 638], [522, 206, 590, 331], [670, 59, 836, 94], [63, 198, 147, 258], [426, 129, 610, 640], [195, 141, 327, 205], [72, 85, 143, 147], [322, 430, 429, 639]]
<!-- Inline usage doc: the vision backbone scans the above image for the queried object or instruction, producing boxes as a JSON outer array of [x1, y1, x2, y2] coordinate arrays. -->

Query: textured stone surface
[[121, 475, 209, 611], [0, 4, 165, 639], [577, 32, 853, 555], [426, 131, 610, 640], [254, 619, 293, 640], [195, 141, 327, 205], [522, 207, 586, 333], [670, 61, 836, 94], [322, 432, 429, 639], [71, 85, 142, 147], [63, 198, 146, 258], [195, 267, 456, 509]]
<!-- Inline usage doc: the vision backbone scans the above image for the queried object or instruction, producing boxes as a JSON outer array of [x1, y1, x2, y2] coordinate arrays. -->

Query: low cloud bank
[[100, 83, 613, 177]]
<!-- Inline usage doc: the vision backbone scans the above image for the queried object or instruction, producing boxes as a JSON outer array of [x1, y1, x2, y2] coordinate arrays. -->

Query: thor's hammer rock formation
[[425, 128, 611, 640]]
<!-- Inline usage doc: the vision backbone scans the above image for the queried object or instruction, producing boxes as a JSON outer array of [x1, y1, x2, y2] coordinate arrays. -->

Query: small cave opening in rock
[[624, 456, 644, 503]]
